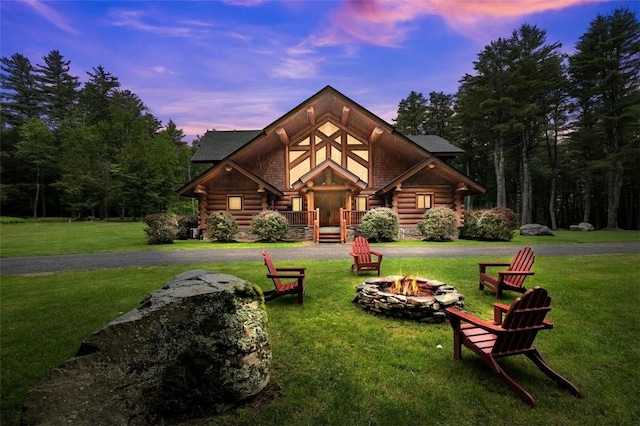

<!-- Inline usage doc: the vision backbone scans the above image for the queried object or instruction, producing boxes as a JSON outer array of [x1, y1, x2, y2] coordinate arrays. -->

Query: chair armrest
[[267, 273, 305, 279], [478, 261, 510, 273], [492, 302, 510, 324], [445, 307, 506, 334], [478, 262, 511, 267], [497, 271, 535, 284], [497, 270, 535, 276], [370, 250, 383, 257], [275, 267, 306, 273]]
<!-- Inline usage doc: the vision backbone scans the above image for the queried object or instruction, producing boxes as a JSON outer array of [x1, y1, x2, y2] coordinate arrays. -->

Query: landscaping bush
[[250, 210, 289, 242], [205, 211, 239, 242], [360, 207, 399, 242], [0, 216, 27, 224], [460, 207, 518, 241], [175, 215, 199, 240], [143, 213, 178, 244], [417, 207, 459, 241]]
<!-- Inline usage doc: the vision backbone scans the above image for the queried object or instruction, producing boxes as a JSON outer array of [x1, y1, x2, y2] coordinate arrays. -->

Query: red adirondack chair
[[445, 287, 582, 407], [349, 236, 383, 276], [262, 250, 306, 304], [478, 246, 535, 298]]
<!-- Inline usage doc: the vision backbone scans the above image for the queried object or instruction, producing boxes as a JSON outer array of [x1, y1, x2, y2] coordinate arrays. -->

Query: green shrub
[[417, 207, 459, 241], [360, 207, 399, 242], [460, 207, 518, 241], [176, 215, 199, 240], [250, 210, 289, 242], [0, 217, 27, 224], [143, 213, 178, 244], [205, 211, 239, 242]]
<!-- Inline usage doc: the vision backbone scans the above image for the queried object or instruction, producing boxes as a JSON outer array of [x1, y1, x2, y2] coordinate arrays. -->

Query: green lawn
[[0, 221, 308, 258], [2, 254, 639, 425], [1, 220, 638, 258]]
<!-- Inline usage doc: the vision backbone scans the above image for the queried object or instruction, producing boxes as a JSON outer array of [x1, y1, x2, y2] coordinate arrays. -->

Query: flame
[[390, 274, 419, 295]]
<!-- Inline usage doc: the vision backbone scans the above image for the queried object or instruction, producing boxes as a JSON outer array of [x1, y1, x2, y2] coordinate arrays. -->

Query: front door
[[315, 192, 343, 226]]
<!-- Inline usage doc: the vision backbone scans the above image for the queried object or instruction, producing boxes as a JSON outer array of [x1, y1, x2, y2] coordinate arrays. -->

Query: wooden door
[[315, 192, 343, 226]]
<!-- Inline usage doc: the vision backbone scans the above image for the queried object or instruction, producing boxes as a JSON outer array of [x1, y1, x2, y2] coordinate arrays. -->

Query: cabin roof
[[191, 130, 263, 163], [405, 135, 465, 156], [192, 129, 463, 163]]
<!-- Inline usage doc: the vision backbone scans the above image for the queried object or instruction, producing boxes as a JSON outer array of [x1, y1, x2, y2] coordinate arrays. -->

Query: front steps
[[318, 227, 341, 243]]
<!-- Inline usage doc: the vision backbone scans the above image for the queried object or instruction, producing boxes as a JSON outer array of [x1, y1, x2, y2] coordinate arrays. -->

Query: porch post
[[305, 190, 315, 226], [392, 185, 401, 213]]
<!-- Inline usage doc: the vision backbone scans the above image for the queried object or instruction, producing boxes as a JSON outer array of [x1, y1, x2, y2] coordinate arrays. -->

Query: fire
[[390, 274, 420, 295]]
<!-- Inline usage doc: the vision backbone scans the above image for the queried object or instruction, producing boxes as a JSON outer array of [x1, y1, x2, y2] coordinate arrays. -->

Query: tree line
[[1, 50, 207, 220], [394, 8, 639, 230], [2, 8, 638, 229]]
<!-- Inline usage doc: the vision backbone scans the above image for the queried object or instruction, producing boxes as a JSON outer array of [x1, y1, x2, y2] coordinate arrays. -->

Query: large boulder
[[520, 223, 555, 236], [570, 222, 595, 231], [21, 270, 271, 425]]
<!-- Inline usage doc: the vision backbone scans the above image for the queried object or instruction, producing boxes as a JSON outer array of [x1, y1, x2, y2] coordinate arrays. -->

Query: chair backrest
[[262, 250, 284, 291], [505, 246, 535, 288], [352, 236, 372, 263], [493, 287, 551, 354]]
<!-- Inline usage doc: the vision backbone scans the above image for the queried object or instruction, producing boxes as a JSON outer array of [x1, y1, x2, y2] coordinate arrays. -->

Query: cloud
[[107, 8, 210, 39], [221, 0, 267, 6], [315, 0, 608, 46], [23, 0, 79, 35], [270, 58, 319, 79], [151, 66, 176, 75], [137, 85, 311, 140]]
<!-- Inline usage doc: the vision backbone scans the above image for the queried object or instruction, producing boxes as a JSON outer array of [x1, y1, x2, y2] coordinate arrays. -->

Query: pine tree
[[34, 50, 80, 126], [393, 91, 428, 135], [569, 8, 640, 229]]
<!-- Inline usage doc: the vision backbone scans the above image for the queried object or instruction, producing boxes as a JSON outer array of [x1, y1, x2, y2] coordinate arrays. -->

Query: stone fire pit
[[353, 275, 464, 323]]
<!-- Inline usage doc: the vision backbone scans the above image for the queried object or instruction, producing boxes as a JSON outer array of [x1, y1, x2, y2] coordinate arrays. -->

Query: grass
[[2, 254, 639, 425], [0, 221, 308, 258], [1, 220, 638, 258]]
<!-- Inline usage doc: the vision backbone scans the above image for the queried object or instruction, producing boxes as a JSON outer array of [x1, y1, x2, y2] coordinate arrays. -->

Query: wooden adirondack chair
[[445, 287, 582, 407], [262, 250, 306, 304], [349, 236, 383, 276], [479, 246, 535, 298]]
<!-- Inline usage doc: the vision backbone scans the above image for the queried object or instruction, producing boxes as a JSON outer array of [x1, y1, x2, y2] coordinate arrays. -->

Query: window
[[227, 195, 243, 211], [291, 197, 303, 212], [355, 196, 367, 211], [416, 194, 433, 209]]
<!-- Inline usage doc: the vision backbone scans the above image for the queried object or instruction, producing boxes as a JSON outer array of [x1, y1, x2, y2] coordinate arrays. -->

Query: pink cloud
[[318, 0, 608, 46]]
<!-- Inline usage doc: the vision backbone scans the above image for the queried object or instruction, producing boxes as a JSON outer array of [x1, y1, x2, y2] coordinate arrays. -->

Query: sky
[[1, 0, 637, 141]]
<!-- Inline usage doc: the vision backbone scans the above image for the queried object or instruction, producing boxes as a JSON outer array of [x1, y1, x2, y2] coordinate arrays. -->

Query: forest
[[1, 8, 638, 229], [394, 8, 639, 230]]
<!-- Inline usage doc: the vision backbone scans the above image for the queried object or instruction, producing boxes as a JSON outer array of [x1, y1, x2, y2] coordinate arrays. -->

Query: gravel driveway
[[1, 242, 638, 275]]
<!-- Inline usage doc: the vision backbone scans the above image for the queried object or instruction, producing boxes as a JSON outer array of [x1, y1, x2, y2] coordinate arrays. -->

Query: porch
[[279, 209, 365, 243]]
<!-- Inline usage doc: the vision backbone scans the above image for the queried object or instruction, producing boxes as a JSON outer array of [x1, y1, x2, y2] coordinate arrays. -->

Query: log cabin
[[178, 86, 486, 242]]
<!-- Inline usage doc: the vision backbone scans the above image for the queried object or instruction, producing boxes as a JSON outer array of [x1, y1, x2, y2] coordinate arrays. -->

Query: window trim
[[227, 195, 243, 211], [355, 196, 367, 211], [416, 193, 434, 210], [291, 196, 303, 212]]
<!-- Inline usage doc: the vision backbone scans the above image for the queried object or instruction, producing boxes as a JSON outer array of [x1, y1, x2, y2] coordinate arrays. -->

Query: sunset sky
[[1, 0, 636, 141]]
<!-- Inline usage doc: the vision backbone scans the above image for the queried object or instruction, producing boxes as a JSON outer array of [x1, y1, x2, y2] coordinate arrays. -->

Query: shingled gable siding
[[236, 148, 286, 189], [372, 148, 418, 188]]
